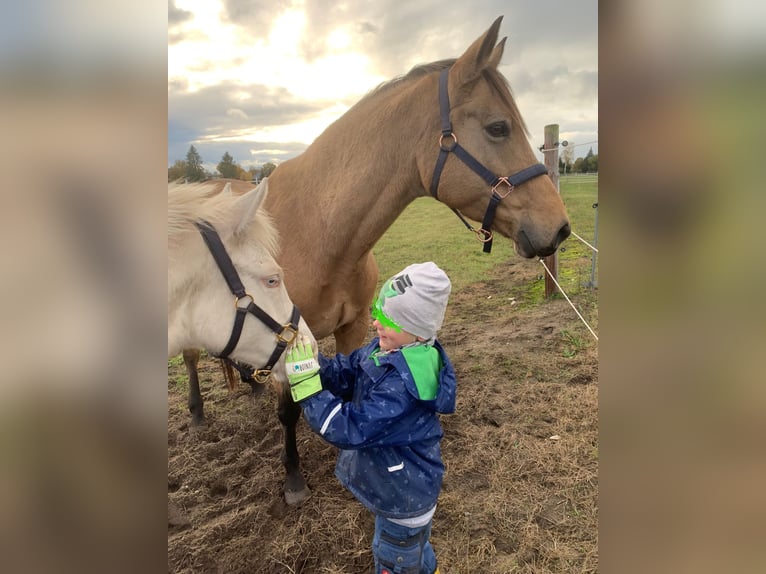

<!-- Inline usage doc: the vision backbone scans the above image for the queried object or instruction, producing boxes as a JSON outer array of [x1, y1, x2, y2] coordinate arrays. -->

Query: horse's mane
[[168, 181, 279, 257], [361, 58, 529, 136]]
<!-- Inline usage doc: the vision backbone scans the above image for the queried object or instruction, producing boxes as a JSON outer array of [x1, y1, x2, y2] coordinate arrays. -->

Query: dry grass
[[168, 260, 598, 573]]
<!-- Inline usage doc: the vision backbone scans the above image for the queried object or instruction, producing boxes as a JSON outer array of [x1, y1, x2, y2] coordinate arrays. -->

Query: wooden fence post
[[543, 124, 560, 298]]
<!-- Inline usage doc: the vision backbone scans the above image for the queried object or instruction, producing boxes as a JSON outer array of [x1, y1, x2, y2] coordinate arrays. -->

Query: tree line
[[168, 145, 277, 182], [558, 145, 598, 175], [169, 143, 597, 183]]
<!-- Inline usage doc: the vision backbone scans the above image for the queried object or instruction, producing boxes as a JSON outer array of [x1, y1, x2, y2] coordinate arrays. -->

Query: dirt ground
[[168, 260, 598, 573]]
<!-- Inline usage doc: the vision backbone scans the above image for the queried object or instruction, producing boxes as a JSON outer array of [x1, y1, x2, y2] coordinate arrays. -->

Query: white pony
[[168, 179, 315, 386]]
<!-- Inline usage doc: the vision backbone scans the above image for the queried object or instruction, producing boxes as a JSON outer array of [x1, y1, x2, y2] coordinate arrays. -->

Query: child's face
[[373, 319, 418, 351]]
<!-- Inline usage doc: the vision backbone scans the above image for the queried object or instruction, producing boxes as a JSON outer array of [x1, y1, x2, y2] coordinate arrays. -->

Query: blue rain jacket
[[299, 338, 457, 519]]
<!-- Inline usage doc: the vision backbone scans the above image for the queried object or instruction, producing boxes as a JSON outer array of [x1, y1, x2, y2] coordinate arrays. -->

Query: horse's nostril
[[557, 222, 572, 245]]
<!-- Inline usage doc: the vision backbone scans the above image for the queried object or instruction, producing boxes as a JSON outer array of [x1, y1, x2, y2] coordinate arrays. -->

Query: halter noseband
[[429, 68, 548, 253], [195, 220, 300, 383]]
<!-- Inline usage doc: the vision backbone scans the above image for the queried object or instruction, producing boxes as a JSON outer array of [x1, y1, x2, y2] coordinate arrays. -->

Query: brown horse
[[182, 16, 570, 505]]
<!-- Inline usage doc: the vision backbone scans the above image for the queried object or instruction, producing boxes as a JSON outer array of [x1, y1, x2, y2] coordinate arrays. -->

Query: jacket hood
[[370, 338, 457, 415]]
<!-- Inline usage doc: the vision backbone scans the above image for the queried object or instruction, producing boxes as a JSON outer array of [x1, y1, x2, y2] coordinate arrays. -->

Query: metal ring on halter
[[234, 293, 254, 309], [475, 228, 493, 243], [253, 369, 273, 383], [491, 177, 515, 199], [439, 132, 458, 151], [276, 324, 299, 345]]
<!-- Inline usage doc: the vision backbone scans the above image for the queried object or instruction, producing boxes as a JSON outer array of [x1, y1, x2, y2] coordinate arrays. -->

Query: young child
[[286, 261, 456, 574]]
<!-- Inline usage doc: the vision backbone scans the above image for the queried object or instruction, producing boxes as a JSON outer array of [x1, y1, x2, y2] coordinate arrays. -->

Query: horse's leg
[[183, 348, 205, 426], [277, 386, 311, 505]]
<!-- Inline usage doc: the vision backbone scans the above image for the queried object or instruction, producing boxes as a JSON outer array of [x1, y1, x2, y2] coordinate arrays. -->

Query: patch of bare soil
[[168, 260, 598, 573]]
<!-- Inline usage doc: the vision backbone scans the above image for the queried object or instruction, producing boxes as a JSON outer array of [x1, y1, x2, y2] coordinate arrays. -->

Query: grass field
[[373, 174, 599, 305]]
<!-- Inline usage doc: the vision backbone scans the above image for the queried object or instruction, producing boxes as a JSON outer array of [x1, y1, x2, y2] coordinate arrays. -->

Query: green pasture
[[373, 175, 599, 302]]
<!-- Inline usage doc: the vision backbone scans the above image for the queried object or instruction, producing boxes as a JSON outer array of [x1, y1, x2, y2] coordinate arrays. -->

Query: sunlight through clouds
[[167, 0, 598, 171], [169, 0, 383, 148]]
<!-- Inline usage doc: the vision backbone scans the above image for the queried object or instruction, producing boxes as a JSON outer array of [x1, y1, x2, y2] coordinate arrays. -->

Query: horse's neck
[[268, 98, 427, 265]]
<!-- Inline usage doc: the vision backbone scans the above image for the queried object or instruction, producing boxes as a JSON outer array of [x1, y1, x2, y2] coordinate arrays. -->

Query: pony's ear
[[230, 178, 268, 237], [488, 36, 506, 70], [222, 182, 233, 196], [450, 16, 503, 94]]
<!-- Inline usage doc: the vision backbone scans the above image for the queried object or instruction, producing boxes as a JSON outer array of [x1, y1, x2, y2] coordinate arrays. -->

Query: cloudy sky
[[168, 0, 598, 172]]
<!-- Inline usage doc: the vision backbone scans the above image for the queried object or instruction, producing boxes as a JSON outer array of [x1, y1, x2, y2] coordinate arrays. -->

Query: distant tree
[[247, 166, 259, 181], [217, 151, 239, 179], [584, 148, 598, 173], [583, 148, 598, 172], [260, 162, 277, 178], [168, 159, 187, 182], [184, 145, 206, 182], [573, 157, 586, 173]]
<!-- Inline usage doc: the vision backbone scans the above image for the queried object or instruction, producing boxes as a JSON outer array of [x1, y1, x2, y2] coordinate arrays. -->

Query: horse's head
[[169, 179, 316, 382], [418, 16, 570, 258]]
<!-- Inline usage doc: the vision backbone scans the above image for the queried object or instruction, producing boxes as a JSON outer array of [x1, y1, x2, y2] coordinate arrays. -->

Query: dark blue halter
[[429, 68, 548, 253], [195, 220, 300, 383]]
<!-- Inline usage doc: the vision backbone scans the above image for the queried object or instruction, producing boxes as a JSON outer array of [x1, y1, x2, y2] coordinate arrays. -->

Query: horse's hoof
[[284, 487, 311, 506], [187, 421, 208, 440], [189, 418, 207, 430]]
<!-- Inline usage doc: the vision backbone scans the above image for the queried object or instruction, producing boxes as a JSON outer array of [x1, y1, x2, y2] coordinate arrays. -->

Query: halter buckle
[[475, 228, 493, 243], [492, 177, 515, 199], [276, 324, 299, 345], [252, 369, 272, 384]]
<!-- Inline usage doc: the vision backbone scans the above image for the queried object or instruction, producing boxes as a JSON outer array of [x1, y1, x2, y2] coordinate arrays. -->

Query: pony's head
[[168, 179, 316, 382], [416, 16, 570, 257]]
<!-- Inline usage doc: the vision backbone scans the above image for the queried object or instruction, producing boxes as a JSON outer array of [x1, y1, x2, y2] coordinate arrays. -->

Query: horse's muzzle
[[518, 222, 571, 258]]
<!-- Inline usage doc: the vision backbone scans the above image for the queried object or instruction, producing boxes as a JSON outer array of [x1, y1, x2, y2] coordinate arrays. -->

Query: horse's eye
[[485, 121, 510, 138], [264, 275, 281, 288]]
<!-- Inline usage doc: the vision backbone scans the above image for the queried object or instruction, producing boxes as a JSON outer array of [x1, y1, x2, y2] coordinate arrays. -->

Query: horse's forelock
[[168, 182, 227, 238], [168, 182, 280, 259]]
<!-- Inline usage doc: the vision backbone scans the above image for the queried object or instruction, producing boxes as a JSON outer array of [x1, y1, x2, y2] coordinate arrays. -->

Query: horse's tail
[[220, 359, 238, 392]]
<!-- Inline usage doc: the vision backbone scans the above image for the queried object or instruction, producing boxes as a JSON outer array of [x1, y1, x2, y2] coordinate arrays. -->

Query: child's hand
[[285, 340, 322, 402]]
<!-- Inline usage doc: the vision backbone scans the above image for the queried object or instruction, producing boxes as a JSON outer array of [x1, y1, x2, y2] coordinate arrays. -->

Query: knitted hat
[[375, 262, 451, 340]]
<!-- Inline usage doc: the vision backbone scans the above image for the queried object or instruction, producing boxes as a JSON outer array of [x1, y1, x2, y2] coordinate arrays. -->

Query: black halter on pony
[[429, 68, 548, 253], [195, 220, 300, 383]]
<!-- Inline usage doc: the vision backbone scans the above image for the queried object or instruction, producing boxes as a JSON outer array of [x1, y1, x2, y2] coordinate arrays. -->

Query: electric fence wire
[[538, 258, 598, 341]]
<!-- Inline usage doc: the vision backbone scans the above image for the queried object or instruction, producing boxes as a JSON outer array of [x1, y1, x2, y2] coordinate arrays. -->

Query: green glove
[[285, 340, 322, 402]]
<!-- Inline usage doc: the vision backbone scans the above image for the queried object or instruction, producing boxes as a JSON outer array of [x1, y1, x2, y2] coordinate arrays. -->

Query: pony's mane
[[168, 181, 279, 257], [361, 58, 529, 136]]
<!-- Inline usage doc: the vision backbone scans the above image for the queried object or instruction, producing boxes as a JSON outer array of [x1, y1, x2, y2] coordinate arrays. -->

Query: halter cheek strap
[[195, 220, 300, 381], [429, 68, 548, 253]]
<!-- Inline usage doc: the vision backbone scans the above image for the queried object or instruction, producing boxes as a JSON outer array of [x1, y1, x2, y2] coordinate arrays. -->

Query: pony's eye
[[485, 121, 510, 138], [264, 275, 281, 288]]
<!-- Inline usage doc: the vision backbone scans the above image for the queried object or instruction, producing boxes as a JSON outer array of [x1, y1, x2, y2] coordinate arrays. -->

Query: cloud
[[169, 0, 598, 165], [168, 1, 193, 27], [221, 0, 286, 38], [168, 79, 330, 167], [226, 108, 248, 120]]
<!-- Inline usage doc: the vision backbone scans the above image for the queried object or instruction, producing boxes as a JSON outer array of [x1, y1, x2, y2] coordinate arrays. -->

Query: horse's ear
[[488, 36, 506, 70], [222, 182, 233, 196], [450, 16, 503, 92], [231, 178, 269, 237]]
